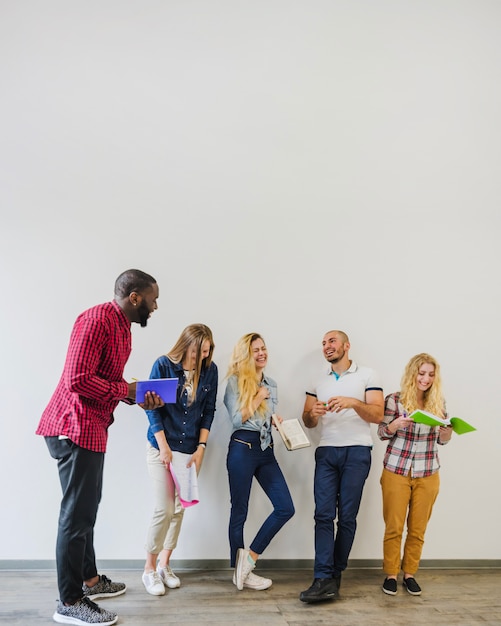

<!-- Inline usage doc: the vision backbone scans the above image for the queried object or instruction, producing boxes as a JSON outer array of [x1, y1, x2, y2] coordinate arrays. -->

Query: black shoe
[[299, 578, 338, 603], [403, 577, 422, 595], [333, 573, 342, 591], [382, 577, 398, 595]]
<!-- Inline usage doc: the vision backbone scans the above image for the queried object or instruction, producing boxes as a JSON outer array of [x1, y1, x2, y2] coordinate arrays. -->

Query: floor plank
[[1, 568, 499, 625]]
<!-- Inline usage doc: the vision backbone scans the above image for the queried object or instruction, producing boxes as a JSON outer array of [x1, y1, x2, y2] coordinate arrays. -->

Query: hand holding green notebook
[[409, 410, 476, 435]]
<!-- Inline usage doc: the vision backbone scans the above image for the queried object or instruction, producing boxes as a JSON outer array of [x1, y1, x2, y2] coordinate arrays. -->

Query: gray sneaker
[[82, 575, 126, 600], [53, 597, 118, 625]]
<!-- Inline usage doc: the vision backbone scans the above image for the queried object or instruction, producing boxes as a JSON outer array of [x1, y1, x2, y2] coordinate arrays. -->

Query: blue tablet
[[135, 378, 178, 404]]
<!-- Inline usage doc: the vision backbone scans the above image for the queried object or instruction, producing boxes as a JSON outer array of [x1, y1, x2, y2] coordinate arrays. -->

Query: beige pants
[[381, 467, 440, 576], [145, 443, 184, 555]]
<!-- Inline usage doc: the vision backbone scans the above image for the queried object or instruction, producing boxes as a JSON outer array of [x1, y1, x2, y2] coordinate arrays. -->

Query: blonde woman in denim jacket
[[224, 333, 295, 592]]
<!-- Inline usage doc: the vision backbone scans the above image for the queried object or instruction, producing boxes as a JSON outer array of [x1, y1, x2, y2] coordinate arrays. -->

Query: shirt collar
[[327, 360, 358, 378], [261, 372, 272, 386], [171, 360, 186, 373], [111, 300, 131, 327]]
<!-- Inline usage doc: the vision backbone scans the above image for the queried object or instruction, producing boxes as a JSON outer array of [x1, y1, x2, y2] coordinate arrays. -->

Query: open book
[[409, 410, 476, 435], [169, 451, 199, 507], [272, 414, 311, 451]]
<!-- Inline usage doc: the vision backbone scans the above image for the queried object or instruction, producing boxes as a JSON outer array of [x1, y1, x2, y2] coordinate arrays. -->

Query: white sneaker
[[232, 570, 272, 591], [142, 570, 165, 596], [235, 548, 255, 591], [157, 564, 181, 589]]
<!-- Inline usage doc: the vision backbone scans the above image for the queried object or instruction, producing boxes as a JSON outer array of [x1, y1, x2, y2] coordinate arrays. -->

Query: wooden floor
[[1, 567, 500, 625]]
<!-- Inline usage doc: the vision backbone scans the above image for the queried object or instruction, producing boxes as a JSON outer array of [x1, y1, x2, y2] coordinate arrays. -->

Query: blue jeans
[[313, 445, 371, 578], [227, 430, 295, 567], [45, 437, 104, 603]]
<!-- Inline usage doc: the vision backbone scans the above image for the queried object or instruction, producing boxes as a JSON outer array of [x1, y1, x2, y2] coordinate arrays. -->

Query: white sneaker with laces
[[157, 564, 181, 589], [235, 548, 255, 591], [232, 570, 272, 590], [142, 570, 165, 596]]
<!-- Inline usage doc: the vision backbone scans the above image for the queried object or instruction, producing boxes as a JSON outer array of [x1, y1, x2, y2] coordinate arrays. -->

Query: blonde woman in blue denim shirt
[[224, 333, 295, 591], [142, 324, 217, 596]]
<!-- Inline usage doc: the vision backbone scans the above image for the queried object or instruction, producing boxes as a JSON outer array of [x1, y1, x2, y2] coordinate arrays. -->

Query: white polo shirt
[[307, 361, 382, 447]]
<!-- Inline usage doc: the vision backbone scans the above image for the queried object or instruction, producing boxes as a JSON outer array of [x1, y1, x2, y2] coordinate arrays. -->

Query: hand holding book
[[169, 451, 199, 508], [272, 414, 311, 451], [409, 410, 476, 435]]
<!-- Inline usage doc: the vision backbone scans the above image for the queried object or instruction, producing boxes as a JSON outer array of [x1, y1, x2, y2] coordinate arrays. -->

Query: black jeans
[[45, 437, 104, 603]]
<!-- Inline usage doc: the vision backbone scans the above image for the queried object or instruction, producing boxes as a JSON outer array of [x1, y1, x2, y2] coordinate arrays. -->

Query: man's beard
[[327, 348, 344, 363], [138, 301, 150, 327]]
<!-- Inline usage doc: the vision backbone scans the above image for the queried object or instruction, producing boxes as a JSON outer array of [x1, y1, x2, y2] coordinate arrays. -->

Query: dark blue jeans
[[45, 437, 104, 603], [313, 445, 371, 578], [226, 430, 295, 567]]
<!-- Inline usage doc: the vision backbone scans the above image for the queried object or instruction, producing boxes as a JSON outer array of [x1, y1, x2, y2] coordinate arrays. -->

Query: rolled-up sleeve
[[378, 393, 398, 440]]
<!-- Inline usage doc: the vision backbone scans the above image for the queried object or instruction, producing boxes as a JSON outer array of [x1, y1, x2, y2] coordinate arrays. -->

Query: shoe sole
[[382, 586, 397, 596], [165, 580, 181, 589], [403, 581, 422, 596], [143, 585, 165, 596], [234, 577, 272, 590], [84, 587, 126, 600], [299, 591, 337, 603], [232, 573, 272, 591], [144, 588, 165, 596], [53, 611, 118, 625], [403, 587, 422, 596]]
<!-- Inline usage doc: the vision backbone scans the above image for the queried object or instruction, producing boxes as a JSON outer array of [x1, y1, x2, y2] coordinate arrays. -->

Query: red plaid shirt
[[36, 300, 132, 452]]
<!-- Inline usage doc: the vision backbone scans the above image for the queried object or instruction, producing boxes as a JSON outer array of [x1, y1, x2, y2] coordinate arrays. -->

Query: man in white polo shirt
[[299, 330, 384, 603]]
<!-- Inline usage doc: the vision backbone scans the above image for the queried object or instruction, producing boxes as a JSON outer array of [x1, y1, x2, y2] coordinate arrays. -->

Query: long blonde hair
[[400, 353, 445, 417], [227, 333, 267, 417], [167, 324, 215, 405]]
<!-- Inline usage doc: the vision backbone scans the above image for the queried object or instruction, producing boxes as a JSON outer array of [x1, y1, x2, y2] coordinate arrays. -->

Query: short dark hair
[[114, 269, 157, 298]]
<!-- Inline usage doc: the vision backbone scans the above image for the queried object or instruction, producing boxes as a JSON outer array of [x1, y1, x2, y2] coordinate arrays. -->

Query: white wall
[[1, 0, 500, 563]]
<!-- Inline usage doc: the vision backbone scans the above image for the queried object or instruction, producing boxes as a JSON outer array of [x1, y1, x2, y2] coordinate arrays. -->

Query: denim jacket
[[146, 355, 218, 454], [224, 373, 278, 449]]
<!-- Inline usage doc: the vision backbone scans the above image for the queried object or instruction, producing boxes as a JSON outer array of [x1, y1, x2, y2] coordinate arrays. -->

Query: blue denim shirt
[[224, 373, 278, 449], [146, 355, 218, 454]]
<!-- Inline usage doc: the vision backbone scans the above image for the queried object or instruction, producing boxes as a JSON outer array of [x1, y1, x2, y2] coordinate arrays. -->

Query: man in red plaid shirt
[[37, 269, 162, 626]]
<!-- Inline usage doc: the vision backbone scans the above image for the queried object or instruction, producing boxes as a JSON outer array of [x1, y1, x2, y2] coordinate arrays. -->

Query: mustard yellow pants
[[380, 468, 440, 576]]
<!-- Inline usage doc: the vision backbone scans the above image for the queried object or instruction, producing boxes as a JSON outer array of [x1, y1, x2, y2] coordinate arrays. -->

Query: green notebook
[[409, 410, 476, 435]]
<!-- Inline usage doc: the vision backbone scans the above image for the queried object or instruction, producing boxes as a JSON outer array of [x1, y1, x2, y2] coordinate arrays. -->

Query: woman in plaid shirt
[[377, 353, 453, 597]]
